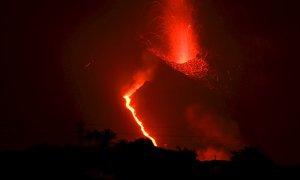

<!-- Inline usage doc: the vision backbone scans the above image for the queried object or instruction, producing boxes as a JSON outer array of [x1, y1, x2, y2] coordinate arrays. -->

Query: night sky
[[1, 0, 300, 165]]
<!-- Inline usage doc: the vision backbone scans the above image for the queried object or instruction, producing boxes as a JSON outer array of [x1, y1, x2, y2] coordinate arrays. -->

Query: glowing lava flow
[[123, 90, 157, 146]]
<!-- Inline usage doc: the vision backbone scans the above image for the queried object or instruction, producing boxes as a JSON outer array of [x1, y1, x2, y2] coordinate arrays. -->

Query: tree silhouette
[[85, 131, 94, 146], [92, 130, 102, 146], [230, 146, 273, 176], [99, 129, 117, 149], [74, 122, 86, 146], [84, 129, 101, 147], [130, 138, 155, 150], [115, 139, 129, 150], [230, 146, 271, 164], [84, 129, 116, 149]]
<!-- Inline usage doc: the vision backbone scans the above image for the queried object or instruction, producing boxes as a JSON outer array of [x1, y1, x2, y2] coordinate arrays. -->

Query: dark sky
[[1, 0, 300, 165]]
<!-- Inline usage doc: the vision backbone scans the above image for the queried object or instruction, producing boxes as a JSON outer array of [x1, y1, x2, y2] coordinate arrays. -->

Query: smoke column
[[122, 0, 239, 156]]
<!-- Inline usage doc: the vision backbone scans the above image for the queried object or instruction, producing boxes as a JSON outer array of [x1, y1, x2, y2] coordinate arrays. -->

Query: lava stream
[[123, 92, 157, 146]]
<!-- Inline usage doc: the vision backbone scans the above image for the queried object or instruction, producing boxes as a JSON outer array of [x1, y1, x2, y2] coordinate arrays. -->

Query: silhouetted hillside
[[0, 130, 299, 179]]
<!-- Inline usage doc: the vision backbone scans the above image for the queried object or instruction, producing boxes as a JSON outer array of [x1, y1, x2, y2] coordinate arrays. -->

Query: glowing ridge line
[[123, 94, 157, 146]]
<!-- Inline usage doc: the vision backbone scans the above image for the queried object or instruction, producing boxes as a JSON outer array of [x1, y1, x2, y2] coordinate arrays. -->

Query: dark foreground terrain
[[1, 137, 299, 180]]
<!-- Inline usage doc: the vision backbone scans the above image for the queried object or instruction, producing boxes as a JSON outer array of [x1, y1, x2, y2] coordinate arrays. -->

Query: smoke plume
[[123, 52, 158, 96], [186, 104, 241, 160]]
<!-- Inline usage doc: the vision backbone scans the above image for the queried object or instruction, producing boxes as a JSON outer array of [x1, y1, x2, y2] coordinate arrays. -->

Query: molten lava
[[163, 0, 200, 64], [123, 85, 157, 146], [122, 0, 209, 149], [147, 0, 208, 78]]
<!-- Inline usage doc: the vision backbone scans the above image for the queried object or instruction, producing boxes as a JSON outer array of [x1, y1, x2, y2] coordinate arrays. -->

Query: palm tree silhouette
[[85, 129, 116, 149]]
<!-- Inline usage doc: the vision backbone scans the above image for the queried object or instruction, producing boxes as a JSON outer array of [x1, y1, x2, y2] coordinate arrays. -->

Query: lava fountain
[[148, 0, 208, 78], [122, 0, 208, 147], [163, 0, 200, 64]]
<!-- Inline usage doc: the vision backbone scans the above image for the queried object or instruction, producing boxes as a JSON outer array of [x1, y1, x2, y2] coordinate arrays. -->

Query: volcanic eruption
[[123, 0, 209, 147], [147, 0, 209, 78], [122, 1, 240, 158]]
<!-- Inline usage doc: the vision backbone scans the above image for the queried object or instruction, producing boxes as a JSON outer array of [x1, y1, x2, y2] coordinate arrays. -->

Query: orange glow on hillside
[[197, 147, 230, 161], [123, 87, 157, 146]]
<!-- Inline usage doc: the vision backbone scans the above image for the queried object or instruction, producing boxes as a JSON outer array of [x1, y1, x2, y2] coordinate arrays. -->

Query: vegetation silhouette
[[0, 129, 299, 179]]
